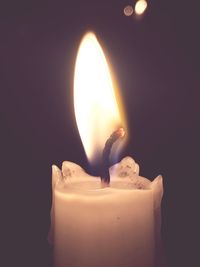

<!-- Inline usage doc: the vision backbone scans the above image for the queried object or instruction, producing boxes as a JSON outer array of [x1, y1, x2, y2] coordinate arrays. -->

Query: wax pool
[[49, 157, 163, 267]]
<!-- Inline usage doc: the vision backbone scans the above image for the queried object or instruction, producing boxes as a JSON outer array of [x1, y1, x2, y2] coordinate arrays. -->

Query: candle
[[49, 32, 164, 267], [50, 158, 163, 267]]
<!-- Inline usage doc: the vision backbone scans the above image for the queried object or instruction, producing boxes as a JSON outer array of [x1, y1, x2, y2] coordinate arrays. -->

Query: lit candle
[[49, 32, 164, 267]]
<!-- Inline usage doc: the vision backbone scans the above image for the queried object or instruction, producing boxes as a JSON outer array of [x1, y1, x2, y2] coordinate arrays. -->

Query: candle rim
[[55, 178, 154, 196]]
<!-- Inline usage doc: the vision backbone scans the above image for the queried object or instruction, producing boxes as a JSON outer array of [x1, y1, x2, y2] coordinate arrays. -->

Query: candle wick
[[101, 128, 125, 186]]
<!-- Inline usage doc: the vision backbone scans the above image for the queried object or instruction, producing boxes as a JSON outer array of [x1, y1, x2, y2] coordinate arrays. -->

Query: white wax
[[49, 157, 163, 267]]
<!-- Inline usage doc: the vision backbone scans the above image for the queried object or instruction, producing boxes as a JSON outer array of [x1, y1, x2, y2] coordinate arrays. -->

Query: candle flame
[[74, 32, 127, 164]]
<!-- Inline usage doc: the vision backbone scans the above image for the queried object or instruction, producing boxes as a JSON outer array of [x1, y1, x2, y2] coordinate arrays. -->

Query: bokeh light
[[124, 5, 134, 17], [135, 0, 148, 15]]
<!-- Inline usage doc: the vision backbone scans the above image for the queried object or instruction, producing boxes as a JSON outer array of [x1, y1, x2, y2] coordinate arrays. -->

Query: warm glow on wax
[[74, 32, 126, 163]]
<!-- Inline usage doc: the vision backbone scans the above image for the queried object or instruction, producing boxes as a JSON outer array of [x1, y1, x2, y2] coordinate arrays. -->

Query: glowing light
[[74, 32, 126, 164], [124, 5, 134, 17], [135, 0, 148, 15]]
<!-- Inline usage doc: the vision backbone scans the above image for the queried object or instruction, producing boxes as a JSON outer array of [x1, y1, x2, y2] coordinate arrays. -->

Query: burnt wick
[[101, 128, 125, 186]]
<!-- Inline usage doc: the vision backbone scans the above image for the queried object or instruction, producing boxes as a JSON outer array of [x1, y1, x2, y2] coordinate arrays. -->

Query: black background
[[1, 1, 199, 267]]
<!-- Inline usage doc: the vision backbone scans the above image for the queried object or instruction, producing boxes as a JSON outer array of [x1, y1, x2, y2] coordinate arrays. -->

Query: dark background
[[1, 1, 199, 267]]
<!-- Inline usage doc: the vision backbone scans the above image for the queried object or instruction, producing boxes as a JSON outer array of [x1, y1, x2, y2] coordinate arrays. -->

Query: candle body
[[49, 157, 163, 267]]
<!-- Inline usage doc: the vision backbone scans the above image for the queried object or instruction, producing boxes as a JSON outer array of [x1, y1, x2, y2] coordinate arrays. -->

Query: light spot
[[135, 0, 148, 15], [124, 5, 134, 16]]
